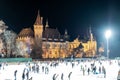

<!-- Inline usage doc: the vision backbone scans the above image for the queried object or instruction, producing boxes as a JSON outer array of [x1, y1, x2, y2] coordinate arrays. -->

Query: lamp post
[[105, 30, 111, 59]]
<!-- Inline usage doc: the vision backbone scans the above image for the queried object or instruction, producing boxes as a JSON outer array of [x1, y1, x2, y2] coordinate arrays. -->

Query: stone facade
[[16, 11, 97, 58]]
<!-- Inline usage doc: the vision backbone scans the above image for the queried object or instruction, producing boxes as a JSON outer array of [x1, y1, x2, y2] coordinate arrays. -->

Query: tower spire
[[89, 26, 93, 41], [34, 10, 43, 25], [64, 29, 69, 41], [89, 26, 91, 34], [45, 19, 49, 28], [65, 29, 68, 35]]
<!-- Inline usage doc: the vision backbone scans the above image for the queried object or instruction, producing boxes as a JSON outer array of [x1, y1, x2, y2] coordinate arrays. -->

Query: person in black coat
[[26, 71, 29, 80], [53, 73, 59, 80], [22, 72, 25, 80], [68, 72, 72, 80], [14, 70, 17, 80], [61, 73, 64, 80]]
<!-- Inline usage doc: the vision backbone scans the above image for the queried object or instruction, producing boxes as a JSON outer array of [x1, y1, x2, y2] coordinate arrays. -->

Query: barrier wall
[[0, 58, 32, 62]]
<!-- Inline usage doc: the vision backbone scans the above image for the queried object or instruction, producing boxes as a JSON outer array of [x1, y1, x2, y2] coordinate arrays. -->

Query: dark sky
[[0, 0, 120, 57]]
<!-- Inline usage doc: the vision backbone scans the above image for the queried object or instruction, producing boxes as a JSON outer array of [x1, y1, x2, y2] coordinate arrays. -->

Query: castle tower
[[33, 10, 43, 58], [34, 10, 43, 41]]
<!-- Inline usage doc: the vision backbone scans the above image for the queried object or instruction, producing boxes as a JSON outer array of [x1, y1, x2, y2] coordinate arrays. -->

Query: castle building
[[16, 11, 97, 58]]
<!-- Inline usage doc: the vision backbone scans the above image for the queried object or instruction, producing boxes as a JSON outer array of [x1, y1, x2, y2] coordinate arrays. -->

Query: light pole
[[105, 30, 111, 59]]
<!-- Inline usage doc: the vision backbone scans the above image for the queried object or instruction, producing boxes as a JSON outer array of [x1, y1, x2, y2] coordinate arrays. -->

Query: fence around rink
[[0, 58, 32, 62]]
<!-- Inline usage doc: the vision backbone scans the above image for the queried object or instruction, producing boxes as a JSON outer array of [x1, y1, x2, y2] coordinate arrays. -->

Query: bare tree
[[0, 20, 8, 57], [3, 30, 17, 57], [0, 20, 17, 57]]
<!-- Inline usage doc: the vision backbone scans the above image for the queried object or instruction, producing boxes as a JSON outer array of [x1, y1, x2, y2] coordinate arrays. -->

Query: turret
[[45, 19, 49, 28], [64, 29, 69, 41], [89, 27, 94, 41]]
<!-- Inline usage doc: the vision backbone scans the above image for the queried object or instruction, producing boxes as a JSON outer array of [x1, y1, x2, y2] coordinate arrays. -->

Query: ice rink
[[0, 60, 119, 80]]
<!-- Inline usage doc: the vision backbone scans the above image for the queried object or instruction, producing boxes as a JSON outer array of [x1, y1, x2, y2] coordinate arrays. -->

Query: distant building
[[16, 11, 97, 58]]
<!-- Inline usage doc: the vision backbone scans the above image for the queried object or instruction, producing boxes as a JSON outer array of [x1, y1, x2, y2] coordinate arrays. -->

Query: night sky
[[0, 0, 120, 57]]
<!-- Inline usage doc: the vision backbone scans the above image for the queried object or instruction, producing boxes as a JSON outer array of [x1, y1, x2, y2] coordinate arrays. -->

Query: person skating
[[45, 66, 49, 74], [99, 66, 101, 74], [14, 70, 17, 80], [68, 72, 72, 80], [52, 73, 59, 80], [87, 68, 90, 75], [102, 66, 106, 78], [61, 73, 64, 80], [26, 70, 29, 80], [83, 67, 85, 76], [22, 72, 25, 80]]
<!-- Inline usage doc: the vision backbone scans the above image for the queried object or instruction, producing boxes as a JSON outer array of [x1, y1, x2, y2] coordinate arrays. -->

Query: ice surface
[[0, 60, 119, 80]]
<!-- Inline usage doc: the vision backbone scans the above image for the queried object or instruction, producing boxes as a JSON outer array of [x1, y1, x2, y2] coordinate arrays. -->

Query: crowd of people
[[0, 59, 119, 80]]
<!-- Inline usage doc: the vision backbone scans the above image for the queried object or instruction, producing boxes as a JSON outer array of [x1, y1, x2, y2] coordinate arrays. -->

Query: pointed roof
[[34, 10, 42, 25], [18, 28, 34, 37], [89, 26, 92, 34], [43, 28, 60, 38], [45, 19, 49, 28], [65, 29, 68, 35]]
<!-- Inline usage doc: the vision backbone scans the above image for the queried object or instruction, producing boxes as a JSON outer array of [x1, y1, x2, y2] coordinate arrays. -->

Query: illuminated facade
[[16, 11, 97, 58]]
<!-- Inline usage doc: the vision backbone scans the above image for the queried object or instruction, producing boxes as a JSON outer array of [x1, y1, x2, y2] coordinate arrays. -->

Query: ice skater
[[26, 70, 29, 80], [22, 72, 25, 80], [68, 72, 72, 80], [61, 73, 64, 80], [102, 66, 106, 78], [53, 73, 59, 80], [87, 68, 90, 75], [14, 70, 17, 80]]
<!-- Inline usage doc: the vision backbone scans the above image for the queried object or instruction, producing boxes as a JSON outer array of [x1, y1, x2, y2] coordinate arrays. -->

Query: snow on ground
[[0, 60, 119, 80]]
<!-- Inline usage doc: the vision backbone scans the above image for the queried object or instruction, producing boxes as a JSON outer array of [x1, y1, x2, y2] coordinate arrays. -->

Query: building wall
[[41, 36, 97, 58], [42, 42, 68, 58], [17, 35, 97, 58]]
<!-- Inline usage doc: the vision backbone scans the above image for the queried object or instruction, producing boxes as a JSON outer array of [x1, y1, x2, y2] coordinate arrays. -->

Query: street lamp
[[105, 30, 111, 59]]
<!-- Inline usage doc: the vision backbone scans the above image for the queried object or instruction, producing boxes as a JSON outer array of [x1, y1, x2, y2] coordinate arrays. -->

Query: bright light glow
[[105, 30, 111, 39]]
